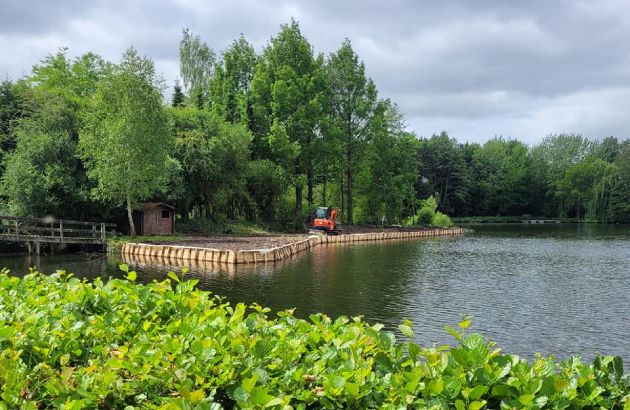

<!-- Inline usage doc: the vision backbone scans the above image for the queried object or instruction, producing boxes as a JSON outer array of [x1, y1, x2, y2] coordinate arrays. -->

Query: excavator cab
[[311, 206, 341, 235]]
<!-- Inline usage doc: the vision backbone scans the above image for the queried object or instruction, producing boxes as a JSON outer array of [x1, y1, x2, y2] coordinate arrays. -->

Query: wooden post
[[59, 220, 64, 243], [15, 220, 19, 240], [101, 223, 106, 251], [50, 221, 54, 238], [35, 241, 40, 256]]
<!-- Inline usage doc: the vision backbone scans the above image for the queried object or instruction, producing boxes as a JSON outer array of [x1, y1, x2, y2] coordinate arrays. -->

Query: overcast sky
[[2, 0, 629, 144]]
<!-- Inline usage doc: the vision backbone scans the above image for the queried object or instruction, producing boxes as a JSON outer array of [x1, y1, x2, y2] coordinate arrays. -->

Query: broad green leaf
[[266, 398, 284, 408], [518, 393, 534, 405], [399, 324, 414, 338], [345, 382, 359, 396], [458, 315, 472, 329], [444, 325, 463, 341], [250, 386, 270, 406], [428, 378, 444, 395], [242, 373, 259, 393], [468, 385, 489, 401], [233, 387, 249, 404], [469, 400, 487, 410], [167, 271, 180, 283]]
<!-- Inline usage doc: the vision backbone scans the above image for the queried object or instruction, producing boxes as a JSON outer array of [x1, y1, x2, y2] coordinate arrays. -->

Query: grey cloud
[[1, 0, 629, 143]]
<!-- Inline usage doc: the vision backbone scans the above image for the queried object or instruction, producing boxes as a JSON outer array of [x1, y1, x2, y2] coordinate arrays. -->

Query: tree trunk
[[180, 207, 189, 222], [126, 196, 136, 237], [340, 172, 345, 223], [322, 162, 328, 205], [307, 167, 314, 207], [347, 148, 353, 225], [295, 184, 302, 211]]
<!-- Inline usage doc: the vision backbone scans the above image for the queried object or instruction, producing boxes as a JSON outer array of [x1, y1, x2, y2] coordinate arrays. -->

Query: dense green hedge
[[0, 269, 628, 409]]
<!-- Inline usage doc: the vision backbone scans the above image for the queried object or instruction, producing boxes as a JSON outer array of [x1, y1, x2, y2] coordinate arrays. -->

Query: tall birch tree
[[80, 47, 171, 236]]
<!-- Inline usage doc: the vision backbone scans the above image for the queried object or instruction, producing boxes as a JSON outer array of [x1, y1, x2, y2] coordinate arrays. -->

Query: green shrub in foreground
[[0, 270, 628, 409]]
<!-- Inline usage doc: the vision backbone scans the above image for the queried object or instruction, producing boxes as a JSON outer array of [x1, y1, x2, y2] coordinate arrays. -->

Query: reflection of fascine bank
[[120, 228, 467, 272], [122, 252, 240, 275]]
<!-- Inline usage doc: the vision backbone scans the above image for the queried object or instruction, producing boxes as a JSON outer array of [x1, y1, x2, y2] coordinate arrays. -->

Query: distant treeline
[[0, 20, 629, 232]]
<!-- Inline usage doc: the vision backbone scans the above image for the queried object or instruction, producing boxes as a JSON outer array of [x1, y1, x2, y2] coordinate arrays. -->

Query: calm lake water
[[2, 224, 629, 363]]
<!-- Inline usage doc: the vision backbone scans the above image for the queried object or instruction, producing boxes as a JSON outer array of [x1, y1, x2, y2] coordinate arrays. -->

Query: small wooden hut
[[132, 203, 175, 235]]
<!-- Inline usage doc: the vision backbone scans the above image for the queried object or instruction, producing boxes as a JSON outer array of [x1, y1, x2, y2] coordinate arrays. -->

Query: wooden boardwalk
[[0, 216, 116, 253]]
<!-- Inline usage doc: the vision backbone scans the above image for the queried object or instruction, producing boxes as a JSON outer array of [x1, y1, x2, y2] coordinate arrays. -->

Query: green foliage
[[610, 141, 630, 222], [433, 211, 453, 227], [472, 138, 530, 216], [80, 48, 171, 234], [267, 118, 300, 169], [417, 207, 435, 225], [251, 19, 325, 211], [28, 49, 111, 110], [593, 136, 620, 163], [326, 39, 378, 224], [246, 159, 288, 221], [171, 80, 185, 107], [0, 271, 628, 409], [179, 28, 216, 108], [534, 133, 593, 215], [356, 101, 419, 224], [416, 132, 471, 216], [405, 196, 454, 227], [273, 196, 308, 232], [169, 106, 253, 220], [0, 80, 22, 160], [0, 51, 108, 220], [3, 24, 630, 227], [0, 91, 90, 218], [422, 195, 438, 213], [557, 157, 618, 221], [210, 36, 257, 124]]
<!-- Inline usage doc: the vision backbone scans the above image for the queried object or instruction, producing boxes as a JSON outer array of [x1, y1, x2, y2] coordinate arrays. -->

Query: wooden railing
[[0, 216, 116, 246]]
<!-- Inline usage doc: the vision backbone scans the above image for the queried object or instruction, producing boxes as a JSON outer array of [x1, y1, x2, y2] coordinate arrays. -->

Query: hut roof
[[134, 202, 175, 211]]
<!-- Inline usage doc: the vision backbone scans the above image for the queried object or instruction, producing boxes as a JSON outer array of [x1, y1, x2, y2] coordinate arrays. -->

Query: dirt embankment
[[131, 225, 442, 251], [139, 234, 308, 251]]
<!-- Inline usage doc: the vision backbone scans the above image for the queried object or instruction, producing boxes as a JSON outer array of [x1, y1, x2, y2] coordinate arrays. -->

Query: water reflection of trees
[[121, 239, 439, 333]]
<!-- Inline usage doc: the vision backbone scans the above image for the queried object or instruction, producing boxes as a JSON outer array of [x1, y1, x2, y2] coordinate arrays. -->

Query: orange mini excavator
[[310, 206, 342, 235]]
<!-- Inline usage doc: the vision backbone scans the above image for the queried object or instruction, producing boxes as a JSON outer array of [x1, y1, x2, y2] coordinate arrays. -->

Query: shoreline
[[120, 227, 467, 265]]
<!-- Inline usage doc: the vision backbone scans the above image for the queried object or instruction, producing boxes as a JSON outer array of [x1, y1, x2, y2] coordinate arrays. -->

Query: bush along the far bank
[[0, 270, 628, 409], [405, 195, 454, 228]]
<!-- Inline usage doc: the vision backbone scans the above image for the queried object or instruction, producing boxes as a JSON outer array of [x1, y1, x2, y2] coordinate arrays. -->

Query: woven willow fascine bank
[[121, 228, 467, 265]]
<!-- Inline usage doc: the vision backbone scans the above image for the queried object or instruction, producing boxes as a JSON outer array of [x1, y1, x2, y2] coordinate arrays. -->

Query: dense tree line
[[0, 21, 628, 234], [416, 132, 630, 222]]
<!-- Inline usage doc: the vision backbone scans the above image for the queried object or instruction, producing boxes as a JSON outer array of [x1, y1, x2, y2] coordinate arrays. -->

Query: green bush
[[0, 270, 628, 409], [432, 211, 453, 227], [176, 215, 229, 234], [273, 200, 308, 233], [405, 195, 442, 226], [417, 206, 435, 225]]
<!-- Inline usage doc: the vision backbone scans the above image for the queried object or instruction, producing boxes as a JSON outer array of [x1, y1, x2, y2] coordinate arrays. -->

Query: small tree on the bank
[[80, 47, 171, 236]]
